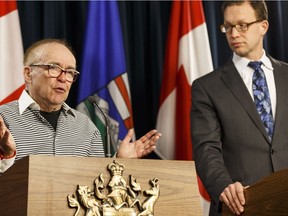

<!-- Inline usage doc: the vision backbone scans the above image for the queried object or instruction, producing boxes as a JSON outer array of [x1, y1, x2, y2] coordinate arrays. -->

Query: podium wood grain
[[0, 155, 202, 216]]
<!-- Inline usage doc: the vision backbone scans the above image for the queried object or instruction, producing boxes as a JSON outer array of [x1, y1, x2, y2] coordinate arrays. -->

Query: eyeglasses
[[30, 63, 80, 82], [220, 20, 263, 33]]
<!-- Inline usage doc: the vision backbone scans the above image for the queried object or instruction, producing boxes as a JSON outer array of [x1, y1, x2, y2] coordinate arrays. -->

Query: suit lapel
[[221, 60, 271, 142]]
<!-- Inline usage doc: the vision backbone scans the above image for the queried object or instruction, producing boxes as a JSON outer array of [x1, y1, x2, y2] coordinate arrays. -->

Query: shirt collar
[[18, 90, 76, 117], [232, 50, 274, 71]]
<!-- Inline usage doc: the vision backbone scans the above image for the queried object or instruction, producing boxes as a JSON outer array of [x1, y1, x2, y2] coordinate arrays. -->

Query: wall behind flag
[[16, 1, 288, 157]]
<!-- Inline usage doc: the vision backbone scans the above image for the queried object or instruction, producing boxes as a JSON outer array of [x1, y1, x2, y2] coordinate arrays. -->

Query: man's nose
[[230, 26, 240, 37]]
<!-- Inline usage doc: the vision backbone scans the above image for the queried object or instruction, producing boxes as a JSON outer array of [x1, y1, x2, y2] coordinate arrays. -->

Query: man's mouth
[[54, 87, 66, 93]]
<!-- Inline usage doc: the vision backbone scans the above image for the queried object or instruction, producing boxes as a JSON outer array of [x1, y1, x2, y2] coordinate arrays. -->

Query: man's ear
[[23, 66, 32, 83], [261, 20, 269, 35]]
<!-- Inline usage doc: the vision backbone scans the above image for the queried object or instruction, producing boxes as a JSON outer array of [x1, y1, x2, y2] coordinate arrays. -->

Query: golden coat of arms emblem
[[67, 160, 160, 216]]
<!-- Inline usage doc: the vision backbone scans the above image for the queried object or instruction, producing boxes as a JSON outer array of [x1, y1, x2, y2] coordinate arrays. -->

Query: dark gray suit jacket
[[191, 57, 288, 215]]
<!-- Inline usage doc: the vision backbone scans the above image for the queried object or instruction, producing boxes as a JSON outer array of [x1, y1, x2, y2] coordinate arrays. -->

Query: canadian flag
[[155, 1, 213, 215], [0, 1, 25, 105]]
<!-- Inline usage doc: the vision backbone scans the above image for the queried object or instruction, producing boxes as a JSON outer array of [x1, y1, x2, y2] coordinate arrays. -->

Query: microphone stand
[[88, 96, 111, 158]]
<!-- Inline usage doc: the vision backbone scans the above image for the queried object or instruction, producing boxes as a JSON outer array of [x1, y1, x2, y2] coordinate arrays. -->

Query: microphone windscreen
[[87, 96, 97, 104]]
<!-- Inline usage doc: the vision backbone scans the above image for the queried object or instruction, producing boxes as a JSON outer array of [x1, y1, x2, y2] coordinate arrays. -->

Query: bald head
[[24, 39, 76, 67]]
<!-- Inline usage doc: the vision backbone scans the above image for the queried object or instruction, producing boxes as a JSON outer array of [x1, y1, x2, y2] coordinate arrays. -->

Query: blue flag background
[[77, 1, 134, 155]]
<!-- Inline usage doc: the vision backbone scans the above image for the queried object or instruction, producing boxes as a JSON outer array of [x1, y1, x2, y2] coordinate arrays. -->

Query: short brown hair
[[221, 1, 268, 21]]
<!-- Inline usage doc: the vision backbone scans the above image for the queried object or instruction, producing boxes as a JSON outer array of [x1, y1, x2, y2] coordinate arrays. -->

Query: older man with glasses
[[0, 39, 161, 173]]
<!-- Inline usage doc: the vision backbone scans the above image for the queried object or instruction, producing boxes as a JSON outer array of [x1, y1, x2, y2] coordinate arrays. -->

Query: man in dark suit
[[191, 1, 288, 215]]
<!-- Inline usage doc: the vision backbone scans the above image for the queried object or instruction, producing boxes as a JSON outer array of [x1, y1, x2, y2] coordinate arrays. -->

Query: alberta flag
[[77, 1, 134, 156], [0, 1, 24, 105], [155, 1, 213, 215]]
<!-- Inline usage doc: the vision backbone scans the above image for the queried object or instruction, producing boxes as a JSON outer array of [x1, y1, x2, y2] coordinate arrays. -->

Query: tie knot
[[248, 61, 263, 70]]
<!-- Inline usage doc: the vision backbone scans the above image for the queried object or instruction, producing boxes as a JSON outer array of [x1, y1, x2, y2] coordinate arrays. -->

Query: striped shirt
[[0, 90, 105, 172]]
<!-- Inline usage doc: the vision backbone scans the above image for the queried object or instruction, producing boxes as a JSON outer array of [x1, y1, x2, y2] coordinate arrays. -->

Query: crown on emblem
[[108, 160, 125, 176]]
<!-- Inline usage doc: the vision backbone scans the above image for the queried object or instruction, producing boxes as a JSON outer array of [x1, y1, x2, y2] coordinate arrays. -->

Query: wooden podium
[[222, 168, 288, 215], [0, 155, 202, 215]]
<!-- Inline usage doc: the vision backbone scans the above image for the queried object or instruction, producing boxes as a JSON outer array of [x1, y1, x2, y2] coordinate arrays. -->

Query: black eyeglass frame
[[30, 63, 80, 82], [220, 20, 263, 34]]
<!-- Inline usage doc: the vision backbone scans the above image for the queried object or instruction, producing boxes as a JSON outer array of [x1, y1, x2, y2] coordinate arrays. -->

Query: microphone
[[88, 96, 111, 158]]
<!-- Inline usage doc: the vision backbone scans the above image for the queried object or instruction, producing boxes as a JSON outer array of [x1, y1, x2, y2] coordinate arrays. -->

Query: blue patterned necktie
[[249, 61, 274, 141]]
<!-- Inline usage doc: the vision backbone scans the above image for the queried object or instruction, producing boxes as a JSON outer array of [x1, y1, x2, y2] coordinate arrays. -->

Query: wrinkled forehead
[[26, 43, 76, 68]]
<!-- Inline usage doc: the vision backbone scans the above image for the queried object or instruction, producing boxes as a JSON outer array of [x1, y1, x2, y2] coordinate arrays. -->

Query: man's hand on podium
[[220, 181, 248, 215]]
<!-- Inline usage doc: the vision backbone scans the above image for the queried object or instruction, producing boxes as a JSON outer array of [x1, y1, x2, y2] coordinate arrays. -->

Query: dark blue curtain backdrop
[[17, 1, 288, 152]]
